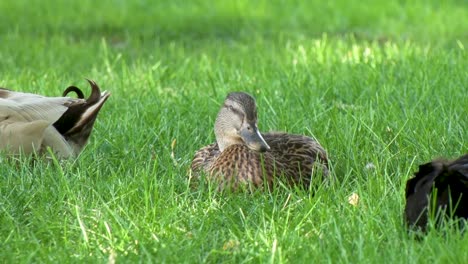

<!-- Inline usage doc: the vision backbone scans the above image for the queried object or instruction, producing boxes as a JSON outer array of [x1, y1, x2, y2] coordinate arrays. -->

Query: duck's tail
[[53, 79, 111, 154], [62, 86, 85, 99]]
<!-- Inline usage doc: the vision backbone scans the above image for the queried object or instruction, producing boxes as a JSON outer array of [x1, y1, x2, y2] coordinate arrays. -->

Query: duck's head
[[214, 92, 270, 152]]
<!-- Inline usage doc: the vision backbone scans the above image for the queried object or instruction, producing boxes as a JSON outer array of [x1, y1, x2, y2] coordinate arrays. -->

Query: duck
[[190, 92, 329, 191], [0, 79, 110, 158], [404, 154, 468, 231]]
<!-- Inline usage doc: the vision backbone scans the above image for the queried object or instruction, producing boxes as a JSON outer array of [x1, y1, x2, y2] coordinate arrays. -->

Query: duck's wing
[[52, 80, 110, 155], [263, 133, 328, 164], [0, 87, 82, 123], [262, 132, 329, 185], [207, 144, 278, 191], [191, 142, 220, 174]]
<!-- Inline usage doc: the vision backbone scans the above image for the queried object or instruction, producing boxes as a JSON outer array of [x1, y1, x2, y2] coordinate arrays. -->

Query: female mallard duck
[[190, 92, 329, 190], [0, 80, 110, 158]]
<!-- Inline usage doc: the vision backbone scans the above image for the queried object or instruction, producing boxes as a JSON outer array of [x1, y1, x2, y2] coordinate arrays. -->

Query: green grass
[[1, 0, 467, 262]]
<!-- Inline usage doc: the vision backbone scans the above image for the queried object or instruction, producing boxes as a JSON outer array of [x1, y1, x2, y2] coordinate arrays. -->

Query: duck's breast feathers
[[208, 144, 277, 189]]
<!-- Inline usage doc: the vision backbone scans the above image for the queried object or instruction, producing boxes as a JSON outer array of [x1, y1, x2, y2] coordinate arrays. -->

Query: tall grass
[[0, 0, 467, 262]]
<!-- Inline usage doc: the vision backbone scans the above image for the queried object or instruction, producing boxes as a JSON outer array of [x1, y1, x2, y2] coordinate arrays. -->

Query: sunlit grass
[[0, 0, 467, 263]]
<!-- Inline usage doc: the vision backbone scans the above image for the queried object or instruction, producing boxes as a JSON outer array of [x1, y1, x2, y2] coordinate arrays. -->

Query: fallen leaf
[[223, 239, 240, 251], [348, 192, 359, 206]]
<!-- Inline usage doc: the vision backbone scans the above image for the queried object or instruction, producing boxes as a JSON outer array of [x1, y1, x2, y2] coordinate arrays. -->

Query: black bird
[[405, 154, 468, 230]]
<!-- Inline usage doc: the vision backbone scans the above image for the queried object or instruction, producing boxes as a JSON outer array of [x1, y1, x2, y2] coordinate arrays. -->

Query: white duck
[[0, 80, 110, 158]]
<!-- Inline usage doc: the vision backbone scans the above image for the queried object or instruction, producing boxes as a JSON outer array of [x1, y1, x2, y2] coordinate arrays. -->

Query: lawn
[[1, 0, 467, 263]]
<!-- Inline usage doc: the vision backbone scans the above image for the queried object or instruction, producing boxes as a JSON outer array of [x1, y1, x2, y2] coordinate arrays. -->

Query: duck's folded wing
[[191, 143, 220, 172], [16, 101, 72, 123], [0, 90, 81, 123]]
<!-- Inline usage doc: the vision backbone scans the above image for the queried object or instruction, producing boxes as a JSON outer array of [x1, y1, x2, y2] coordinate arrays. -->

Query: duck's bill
[[239, 123, 270, 152]]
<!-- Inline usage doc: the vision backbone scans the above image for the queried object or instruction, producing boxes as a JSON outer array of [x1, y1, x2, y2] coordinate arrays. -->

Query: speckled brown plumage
[[190, 91, 329, 191], [191, 132, 329, 190]]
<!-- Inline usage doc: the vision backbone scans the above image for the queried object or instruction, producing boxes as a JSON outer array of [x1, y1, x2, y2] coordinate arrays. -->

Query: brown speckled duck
[[0, 80, 110, 158], [190, 92, 329, 190]]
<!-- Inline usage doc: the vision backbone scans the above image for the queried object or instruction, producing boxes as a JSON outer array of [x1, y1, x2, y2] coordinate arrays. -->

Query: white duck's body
[[0, 80, 110, 158]]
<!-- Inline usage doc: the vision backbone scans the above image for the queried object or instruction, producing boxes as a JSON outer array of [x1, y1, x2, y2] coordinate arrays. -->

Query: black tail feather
[[62, 86, 85, 99]]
